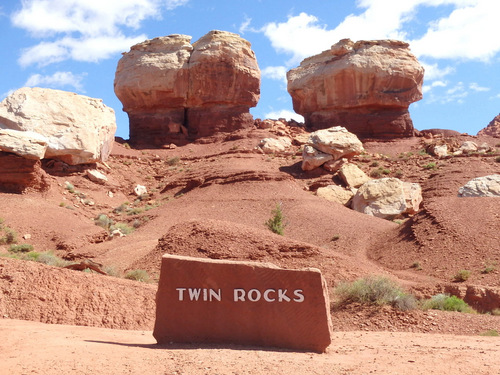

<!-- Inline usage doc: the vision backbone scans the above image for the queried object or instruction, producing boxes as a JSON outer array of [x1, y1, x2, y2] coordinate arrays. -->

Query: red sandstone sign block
[[153, 254, 333, 352]]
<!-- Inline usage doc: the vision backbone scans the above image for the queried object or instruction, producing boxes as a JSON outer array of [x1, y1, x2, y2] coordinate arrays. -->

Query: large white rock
[[352, 178, 422, 219], [259, 137, 292, 154], [316, 185, 354, 206], [0, 87, 116, 165], [458, 175, 500, 197], [0, 129, 48, 160], [339, 163, 371, 188], [301, 145, 333, 171], [307, 126, 364, 160]]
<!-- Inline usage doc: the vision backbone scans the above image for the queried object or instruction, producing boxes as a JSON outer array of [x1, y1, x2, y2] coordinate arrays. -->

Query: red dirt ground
[[0, 125, 499, 374]]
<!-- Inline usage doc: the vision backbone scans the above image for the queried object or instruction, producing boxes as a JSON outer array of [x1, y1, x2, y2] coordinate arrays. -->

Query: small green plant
[[380, 168, 391, 175], [370, 169, 382, 178], [110, 222, 135, 235], [423, 162, 437, 170], [481, 261, 497, 274], [418, 149, 428, 156], [123, 142, 131, 149], [479, 329, 499, 337], [369, 161, 379, 167], [421, 294, 475, 313], [410, 261, 422, 270], [334, 275, 417, 311], [454, 269, 471, 282], [94, 214, 114, 230], [0, 228, 18, 244], [265, 202, 286, 235], [59, 202, 66, 207], [8, 243, 34, 253], [394, 170, 404, 178], [167, 156, 180, 166], [124, 269, 150, 282], [64, 181, 75, 193]]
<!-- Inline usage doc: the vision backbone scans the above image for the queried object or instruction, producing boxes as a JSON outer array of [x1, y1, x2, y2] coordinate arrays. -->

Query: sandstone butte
[[287, 39, 424, 139], [114, 30, 260, 145]]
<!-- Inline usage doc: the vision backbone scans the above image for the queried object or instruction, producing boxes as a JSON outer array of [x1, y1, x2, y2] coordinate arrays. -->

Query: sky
[[1, 0, 500, 139]]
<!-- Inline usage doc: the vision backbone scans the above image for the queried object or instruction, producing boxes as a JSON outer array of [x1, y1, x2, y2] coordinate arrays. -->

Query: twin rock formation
[[114, 32, 424, 144], [114, 30, 260, 145]]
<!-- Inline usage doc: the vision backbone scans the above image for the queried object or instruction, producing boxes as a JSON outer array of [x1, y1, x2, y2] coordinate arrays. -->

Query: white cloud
[[24, 72, 87, 92], [11, 0, 188, 66], [469, 82, 490, 92], [261, 66, 288, 84], [261, 1, 500, 65], [422, 80, 447, 94], [421, 62, 455, 81], [238, 16, 253, 35], [264, 109, 304, 122]]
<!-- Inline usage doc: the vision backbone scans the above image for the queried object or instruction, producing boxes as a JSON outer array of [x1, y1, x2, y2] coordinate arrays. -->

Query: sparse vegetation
[[8, 244, 34, 253], [1, 250, 69, 267], [64, 181, 75, 193], [421, 294, 475, 313], [481, 261, 497, 274], [334, 275, 417, 311], [265, 202, 286, 235], [423, 162, 437, 170], [370, 169, 382, 178], [394, 170, 404, 178], [167, 156, 180, 166], [124, 269, 150, 282], [479, 329, 499, 336], [95, 214, 114, 230], [454, 269, 471, 282], [110, 222, 135, 235], [0, 227, 18, 245], [410, 261, 422, 270]]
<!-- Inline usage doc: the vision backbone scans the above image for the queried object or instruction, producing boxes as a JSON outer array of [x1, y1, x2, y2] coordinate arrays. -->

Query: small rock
[[86, 169, 108, 184], [134, 184, 148, 196]]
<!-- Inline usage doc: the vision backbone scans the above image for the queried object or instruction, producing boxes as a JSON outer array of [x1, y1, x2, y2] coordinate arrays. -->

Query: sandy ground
[[1, 319, 499, 375]]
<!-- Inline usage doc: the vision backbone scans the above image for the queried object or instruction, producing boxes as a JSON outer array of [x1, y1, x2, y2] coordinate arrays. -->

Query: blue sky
[[1, 0, 500, 139]]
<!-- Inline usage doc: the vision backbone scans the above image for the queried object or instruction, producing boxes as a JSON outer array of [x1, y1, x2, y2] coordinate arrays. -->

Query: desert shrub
[[0, 228, 18, 245], [334, 275, 417, 310], [492, 309, 500, 316], [95, 214, 113, 230], [64, 181, 75, 193], [8, 244, 34, 253], [410, 261, 422, 270], [423, 162, 437, 170], [370, 169, 382, 178], [265, 202, 286, 235], [370, 161, 379, 167], [167, 156, 180, 166], [124, 269, 150, 282], [479, 330, 499, 336], [421, 294, 475, 313], [110, 222, 135, 235], [453, 269, 471, 282], [394, 170, 404, 178], [481, 262, 496, 274]]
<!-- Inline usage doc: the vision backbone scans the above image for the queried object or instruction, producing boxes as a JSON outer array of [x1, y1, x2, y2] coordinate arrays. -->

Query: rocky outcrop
[[352, 178, 422, 219], [114, 30, 260, 145], [458, 175, 500, 197], [338, 163, 370, 188], [287, 39, 424, 138], [0, 152, 50, 193], [0, 87, 116, 165], [0, 129, 48, 160], [302, 127, 364, 171], [316, 185, 354, 206], [478, 114, 500, 137]]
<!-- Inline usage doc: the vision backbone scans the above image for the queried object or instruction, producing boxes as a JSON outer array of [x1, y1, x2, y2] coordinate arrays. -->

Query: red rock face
[[287, 39, 424, 138], [478, 114, 500, 137], [114, 31, 260, 145], [154, 254, 332, 352], [0, 152, 50, 193]]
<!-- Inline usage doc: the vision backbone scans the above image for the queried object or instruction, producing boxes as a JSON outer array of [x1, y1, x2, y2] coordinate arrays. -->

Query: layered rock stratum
[[478, 113, 500, 137], [287, 39, 424, 138], [114, 30, 260, 145]]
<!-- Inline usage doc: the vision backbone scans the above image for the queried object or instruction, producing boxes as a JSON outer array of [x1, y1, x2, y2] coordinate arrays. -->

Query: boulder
[[259, 137, 292, 154], [86, 169, 108, 185], [478, 114, 500, 137], [339, 163, 371, 188], [301, 145, 333, 171], [458, 175, 500, 197], [287, 39, 424, 138], [431, 144, 448, 158], [0, 87, 116, 165], [114, 30, 260, 144], [0, 129, 48, 160], [306, 127, 364, 159], [316, 185, 354, 206], [352, 178, 422, 219]]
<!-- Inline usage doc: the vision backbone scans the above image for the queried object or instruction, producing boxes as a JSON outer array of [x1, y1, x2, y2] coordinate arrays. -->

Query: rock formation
[[478, 114, 500, 137], [287, 39, 424, 138], [458, 175, 500, 197], [0, 87, 116, 165], [114, 30, 260, 145]]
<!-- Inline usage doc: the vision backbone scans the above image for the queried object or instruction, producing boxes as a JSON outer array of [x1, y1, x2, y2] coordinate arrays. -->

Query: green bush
[[265, 202, 286, 235], [334, 275, 417, 310], [8, 244, 34, 253], [0, 228, 18, 245], [423, 162, 437, 170], [124, 269, 150, 282], [454, 269, 471, 282], [95, 214, 114, 229], [421, 294, 475, 313], [479, 330, 499, 337]]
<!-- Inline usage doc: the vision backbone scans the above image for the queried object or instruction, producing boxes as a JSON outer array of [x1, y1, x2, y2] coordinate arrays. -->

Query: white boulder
[[0, 129, 48, 160], [458, 175, 500, 197]]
